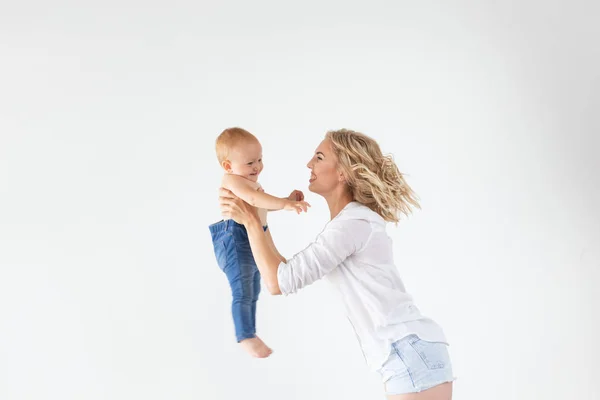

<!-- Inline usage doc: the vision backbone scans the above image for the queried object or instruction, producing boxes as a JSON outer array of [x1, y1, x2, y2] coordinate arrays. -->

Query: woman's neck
[[325, 191, 354, 220]]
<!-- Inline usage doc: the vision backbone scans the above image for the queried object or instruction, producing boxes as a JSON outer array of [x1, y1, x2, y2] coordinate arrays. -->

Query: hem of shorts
[[386, 377, 457, 395]]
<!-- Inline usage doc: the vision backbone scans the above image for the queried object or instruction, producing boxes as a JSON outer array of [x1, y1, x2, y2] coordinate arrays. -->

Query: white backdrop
[[1, 1, 599, 399]]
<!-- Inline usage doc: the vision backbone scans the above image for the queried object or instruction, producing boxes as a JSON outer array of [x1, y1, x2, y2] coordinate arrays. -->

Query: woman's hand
[[286, 189, 304, 201], [219, 187, 259, 226]]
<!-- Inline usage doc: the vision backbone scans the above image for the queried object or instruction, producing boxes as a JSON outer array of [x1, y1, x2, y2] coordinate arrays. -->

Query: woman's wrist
[[243, 211, 261, 228]]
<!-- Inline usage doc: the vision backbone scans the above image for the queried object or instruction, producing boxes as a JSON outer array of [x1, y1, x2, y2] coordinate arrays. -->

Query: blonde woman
[[219, 129, 455, 399]]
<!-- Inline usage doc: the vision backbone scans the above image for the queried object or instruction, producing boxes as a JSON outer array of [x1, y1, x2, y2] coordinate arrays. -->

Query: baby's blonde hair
[[215, 127, 258, 164], [325, 129, 420, 223]]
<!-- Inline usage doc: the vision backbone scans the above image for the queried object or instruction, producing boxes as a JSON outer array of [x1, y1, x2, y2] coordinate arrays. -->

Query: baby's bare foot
[[239, 336, 273, 358]]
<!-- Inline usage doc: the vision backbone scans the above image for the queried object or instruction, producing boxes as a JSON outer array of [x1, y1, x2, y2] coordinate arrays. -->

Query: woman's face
[[306, 139, 343, 195]]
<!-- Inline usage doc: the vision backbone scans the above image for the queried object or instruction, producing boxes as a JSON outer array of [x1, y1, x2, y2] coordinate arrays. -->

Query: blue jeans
[[209, 219, 267, 342]]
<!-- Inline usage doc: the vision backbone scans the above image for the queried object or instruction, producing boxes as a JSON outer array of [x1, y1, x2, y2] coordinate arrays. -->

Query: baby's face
[[225, 140, 263, 182]]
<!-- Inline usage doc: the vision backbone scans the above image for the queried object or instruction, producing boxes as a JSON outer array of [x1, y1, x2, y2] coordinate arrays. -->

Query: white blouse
[[277, 201, 448, 370]]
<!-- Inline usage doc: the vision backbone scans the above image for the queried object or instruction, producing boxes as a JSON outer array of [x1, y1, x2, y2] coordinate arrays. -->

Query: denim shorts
[[377, 334, 455, 395]]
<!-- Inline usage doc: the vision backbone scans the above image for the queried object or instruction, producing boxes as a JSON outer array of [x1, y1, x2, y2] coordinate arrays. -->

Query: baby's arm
[[223, 175, 309, 212]]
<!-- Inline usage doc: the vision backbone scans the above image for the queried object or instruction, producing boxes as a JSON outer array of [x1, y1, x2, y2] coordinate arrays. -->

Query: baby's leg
[[212, 224, 270, 357], [251, 266, 261, 332], [229, 272, 254, 343], [233, 247, 271, 358], [245, 267, 272, 357]]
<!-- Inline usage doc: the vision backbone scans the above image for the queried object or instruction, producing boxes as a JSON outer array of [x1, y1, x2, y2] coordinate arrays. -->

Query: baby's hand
[[284, 200, 311, 214]]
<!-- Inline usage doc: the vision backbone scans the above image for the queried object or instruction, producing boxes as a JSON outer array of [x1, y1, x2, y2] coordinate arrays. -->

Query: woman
[[219, 129, 454, 399]]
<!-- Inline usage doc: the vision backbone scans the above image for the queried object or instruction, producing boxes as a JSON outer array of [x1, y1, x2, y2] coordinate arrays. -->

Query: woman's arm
[[275, 217, 370, 295], [265, 227, 287, 264], [245, 215, 284, 294], [219, 188, 371, 296], [219, 188, 285, 294]]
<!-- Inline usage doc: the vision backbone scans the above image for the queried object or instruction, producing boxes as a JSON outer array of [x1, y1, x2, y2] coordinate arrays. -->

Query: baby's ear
[[221, 160, 232, 172]]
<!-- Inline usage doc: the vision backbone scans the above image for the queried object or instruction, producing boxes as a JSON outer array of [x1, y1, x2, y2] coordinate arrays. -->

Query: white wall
[[1, 1, 598, 399]]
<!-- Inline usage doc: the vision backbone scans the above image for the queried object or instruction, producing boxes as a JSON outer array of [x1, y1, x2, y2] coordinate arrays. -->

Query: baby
[[209, 127, 310, 358]]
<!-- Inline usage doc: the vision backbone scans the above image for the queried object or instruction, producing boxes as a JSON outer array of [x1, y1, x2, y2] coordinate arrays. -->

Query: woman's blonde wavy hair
[[325, 129, 420, 223]]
